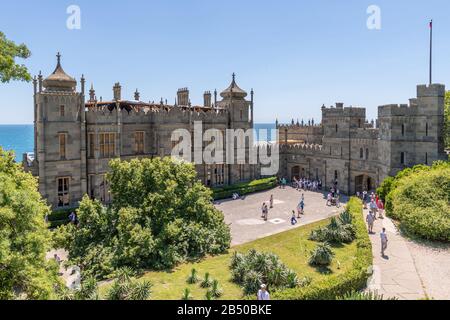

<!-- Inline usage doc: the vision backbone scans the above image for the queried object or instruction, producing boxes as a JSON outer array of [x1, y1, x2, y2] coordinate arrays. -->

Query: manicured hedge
[[212, 177, 277, 200], [377, 161, 450, 242], [47, 208, 74, 229], [271, 198, 373, 300]]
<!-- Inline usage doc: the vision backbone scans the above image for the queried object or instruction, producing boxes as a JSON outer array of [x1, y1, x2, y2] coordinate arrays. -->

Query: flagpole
[[429, 19, 433, 85]]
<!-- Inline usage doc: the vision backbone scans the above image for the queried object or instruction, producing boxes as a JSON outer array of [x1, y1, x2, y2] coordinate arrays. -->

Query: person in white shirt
[[257, 284, 270, 300], [366, 211, 375, 234], [380, 228, 388, 257]]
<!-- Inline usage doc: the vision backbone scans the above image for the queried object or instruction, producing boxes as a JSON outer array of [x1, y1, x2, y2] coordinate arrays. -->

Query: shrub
[[337, 290, 397, 300], [309, 243, 334, 266], [230, 250, 298, 294], [208, 280, 223, 298], [53, 157, 231, 279], [212, 177, 277, 200], [388, 162, 450, 241], [272, 198, 373, 300], [200, 272, 212, 288], [308, 216, 355, 244], [182, 288, 193, 301], [187, 268, 199, 284]]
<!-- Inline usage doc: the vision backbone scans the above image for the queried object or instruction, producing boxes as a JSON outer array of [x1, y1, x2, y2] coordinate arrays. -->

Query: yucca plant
[[285, 270, 299, 289], [208, 279, 223, 298], [182, 288, 193, 300], [338, 211, 353, 225], [309, 227, 327, 242], [230, 251, 244, 270], [309, 242, 334, 266], [243, 270, 263, 295], [205, 290, 214, 300], [267, 265, 287, 287], [298, 276, 312, 288], [338, 290, 398, 300], [200, 272, 212, 288], [187, 268, 199, 284]]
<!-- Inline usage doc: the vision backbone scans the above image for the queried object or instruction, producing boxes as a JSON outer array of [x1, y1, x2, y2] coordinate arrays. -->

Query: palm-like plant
[[309, 242, 334, 266], [230, 251, 244, 270], [129, 281, 152, 300], [200, 272, 212, 288], [182, 288, 193, 300], [243, 271, 263, 296], [298, 276, 312, 288], [338, 290, 398, 300], [285, 270, 299, 289], [209, 279, 223, 298], [205, 290, 214, 300], [338, 211, 353, 225], [187, 268, 199, 284]]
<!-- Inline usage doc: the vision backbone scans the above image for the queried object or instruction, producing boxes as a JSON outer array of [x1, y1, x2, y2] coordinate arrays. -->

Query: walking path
[[365, 209, 450, 300]]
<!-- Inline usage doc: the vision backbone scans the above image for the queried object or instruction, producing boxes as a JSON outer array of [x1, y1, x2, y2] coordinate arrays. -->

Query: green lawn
[[100, 218, 358, 300]]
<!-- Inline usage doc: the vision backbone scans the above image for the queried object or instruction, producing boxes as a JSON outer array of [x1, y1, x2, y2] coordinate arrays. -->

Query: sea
[[0, 123, 276, 162]]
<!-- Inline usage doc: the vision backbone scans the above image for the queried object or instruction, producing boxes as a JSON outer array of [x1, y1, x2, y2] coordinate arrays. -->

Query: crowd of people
[[292, 177, 322, 192], [361, 191, 388, 257]]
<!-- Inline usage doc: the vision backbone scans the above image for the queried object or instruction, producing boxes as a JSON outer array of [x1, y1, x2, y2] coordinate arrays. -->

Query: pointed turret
[[43, 52, 77, 91]]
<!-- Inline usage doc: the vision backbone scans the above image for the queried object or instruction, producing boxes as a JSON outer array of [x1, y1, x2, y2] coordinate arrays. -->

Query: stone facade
[[278, 84, 447, 194], [25, 55, 259, 209]]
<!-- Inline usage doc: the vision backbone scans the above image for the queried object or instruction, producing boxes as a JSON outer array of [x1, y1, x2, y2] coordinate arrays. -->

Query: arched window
[[360, 148, 364, 159], [366, 148, 369, 160], [401, 152, 405, 165]]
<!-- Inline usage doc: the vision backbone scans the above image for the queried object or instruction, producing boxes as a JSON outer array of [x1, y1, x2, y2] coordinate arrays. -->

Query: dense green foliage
[[309, 212, 356, 244], [47, 208, 73, 229], [337, 290, 397, 300], [388, 162, 449, 241], [0, 32, 31, 83], [272, 198, 373, 300], [54, 157, 231, 279], [230, 250, 299, 295], [0, 148, 60, 299], [377, 162, 450, 241], [212, 177, 277, 200], [308, 243, 334, 267]]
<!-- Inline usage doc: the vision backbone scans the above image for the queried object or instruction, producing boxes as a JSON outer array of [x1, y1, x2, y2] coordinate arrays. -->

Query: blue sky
[[1, 0, 449, 124]]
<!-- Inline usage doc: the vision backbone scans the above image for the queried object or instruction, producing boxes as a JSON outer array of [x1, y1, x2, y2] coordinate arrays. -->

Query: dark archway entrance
[[355, 175, 374, 193], [291, 166, 300, 180]]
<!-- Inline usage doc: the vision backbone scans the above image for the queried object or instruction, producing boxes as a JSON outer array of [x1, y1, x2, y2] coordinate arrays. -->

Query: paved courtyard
[[215, 187, 346, 246]]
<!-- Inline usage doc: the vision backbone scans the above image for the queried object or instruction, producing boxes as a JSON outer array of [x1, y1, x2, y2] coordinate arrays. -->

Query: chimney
[[203, 91, 212, 107], [89, 84, 96, 101], [113, 82, 121, 101], [177, 88, 189, 106]]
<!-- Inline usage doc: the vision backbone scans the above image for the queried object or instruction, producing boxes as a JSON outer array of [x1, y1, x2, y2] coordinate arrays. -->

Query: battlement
[[280, 143, 323, 153], [417, 83, 445, 98], [322, 104, 366, 118]]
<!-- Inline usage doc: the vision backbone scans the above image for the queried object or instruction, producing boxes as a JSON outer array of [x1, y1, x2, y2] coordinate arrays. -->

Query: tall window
[[135, 131, 145, 154], [425, 152, 428, 165], [335, 124, 338, 133], [60, 105, 65, 117], [360, 148, 364, 159], [57, 177, 70, 207], [401, 124, 405, 137], [240, 110, 243, 120], [99, 133, 115, 158], [401, 152, 405, 165], [425, 123, 429, 136], [239, 164, 245, 181], [366, 148, 369, 160], [88, 133, 95, 158], [59, 133, 67, 159]]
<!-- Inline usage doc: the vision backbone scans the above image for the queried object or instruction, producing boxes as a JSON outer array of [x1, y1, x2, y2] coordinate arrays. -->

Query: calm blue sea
[[0, 125, 34, 162], [0, 123, 276, 162]]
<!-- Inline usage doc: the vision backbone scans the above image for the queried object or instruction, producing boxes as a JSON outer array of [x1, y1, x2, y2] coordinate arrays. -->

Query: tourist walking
[[261, 203, 266, 218], [291, 211, 298, 225], [269, 195, 274, 208], [257, 284, 270, 301], [380, 228, 388, 257], [366, 211, 375, 234]]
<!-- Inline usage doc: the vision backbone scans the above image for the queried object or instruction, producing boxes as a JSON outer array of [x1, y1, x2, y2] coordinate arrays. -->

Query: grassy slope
[[100, 218, 358, 300]]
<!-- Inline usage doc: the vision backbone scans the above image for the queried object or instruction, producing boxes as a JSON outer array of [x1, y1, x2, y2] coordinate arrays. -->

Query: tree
[[445, 91, 450, 150], [0, 147, 60, 299], [0, 32, 31, 83], [55, 157, 231, 279]]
